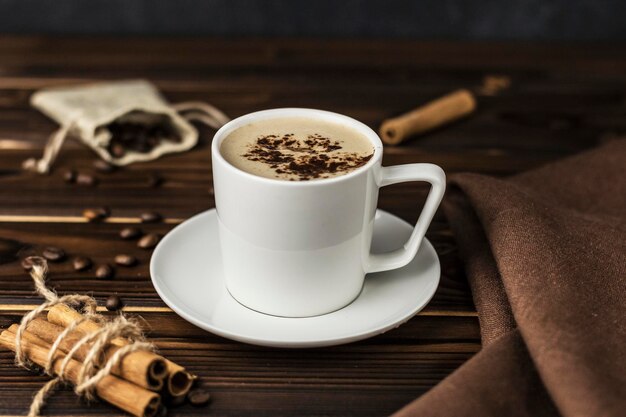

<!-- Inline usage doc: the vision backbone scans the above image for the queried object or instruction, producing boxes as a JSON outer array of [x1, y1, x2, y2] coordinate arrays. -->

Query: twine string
[[22, 122, 74, 175], [173, 101, 231, 129], [14, 256, 154, 416], [77, 340, 153, 399], [28, 379, 62, 417], [44, 316, 88, 375]]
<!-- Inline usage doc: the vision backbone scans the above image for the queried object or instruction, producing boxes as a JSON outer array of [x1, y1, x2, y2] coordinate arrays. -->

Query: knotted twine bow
[[15, 257, 153, 417]]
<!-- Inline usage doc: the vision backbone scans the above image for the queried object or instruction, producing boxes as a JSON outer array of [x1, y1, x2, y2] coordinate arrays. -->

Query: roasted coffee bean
[[148, 174, 163, 188], [62, 169, 76, 183], [93, 159, 115, 173], [168, 394, 187, 406], [187, 388, 211, 407], [119, 128, 135, 142], [95, 264, 115, 280], [110, 143, 126, 158], [21, 257, 35, 271], [119, 133, 135, 144], [0, 238, 20, 264], [146, 136, 160, 147], [105, 295, 123, 311], [43, 247, 65, 262], [76, 173, 98, 186], [149, 125, 166, 137], [135, 140, 152, 153], [138, 233, 160, 249], [72, 256, 92, 271], [136, 129, 149, 141], [83, 207, 110, 222], [155, 406, 168, 417], [140, 211, 162, 223], [120, 227, 142, 240], [114, 254, 137, 267], [153, 123, 178, 141]]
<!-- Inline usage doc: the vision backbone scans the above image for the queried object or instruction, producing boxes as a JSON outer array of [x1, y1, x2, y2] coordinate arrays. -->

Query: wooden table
[[0, 37, 624, 416]]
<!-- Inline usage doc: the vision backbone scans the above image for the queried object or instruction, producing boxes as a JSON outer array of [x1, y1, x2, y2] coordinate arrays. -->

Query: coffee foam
[[220, 117, 374, 181]]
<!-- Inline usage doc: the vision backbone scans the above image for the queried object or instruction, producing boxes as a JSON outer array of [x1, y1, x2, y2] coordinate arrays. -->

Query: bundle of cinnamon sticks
[[0, 303, 194, 417]]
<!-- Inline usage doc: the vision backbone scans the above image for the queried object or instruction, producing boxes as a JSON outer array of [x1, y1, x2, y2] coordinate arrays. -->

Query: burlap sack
[[24, 79, 229, 173]]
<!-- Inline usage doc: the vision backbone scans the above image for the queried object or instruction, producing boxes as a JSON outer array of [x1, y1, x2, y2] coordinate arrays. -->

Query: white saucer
[[150, 209, 440, 348]]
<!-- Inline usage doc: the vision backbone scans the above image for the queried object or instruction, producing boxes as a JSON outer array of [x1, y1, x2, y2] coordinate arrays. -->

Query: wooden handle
[[379, 89, 477, 145]]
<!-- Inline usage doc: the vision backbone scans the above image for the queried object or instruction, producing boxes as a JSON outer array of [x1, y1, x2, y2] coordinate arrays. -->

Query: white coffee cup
[[212, 108, 445, 317]]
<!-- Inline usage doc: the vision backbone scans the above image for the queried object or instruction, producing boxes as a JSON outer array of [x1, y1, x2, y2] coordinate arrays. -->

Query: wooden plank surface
[[0, 36, 624, 416]]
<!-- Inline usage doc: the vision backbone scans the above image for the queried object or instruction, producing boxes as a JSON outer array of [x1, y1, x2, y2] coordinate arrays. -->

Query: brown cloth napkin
[[394, 139, 626, 417]]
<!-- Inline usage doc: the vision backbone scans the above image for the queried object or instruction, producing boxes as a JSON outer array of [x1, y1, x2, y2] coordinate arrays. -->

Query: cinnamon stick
[[379, 89, 476, 145], [164, 361, 196, 397], [48, 304, 194, 397], [19, 319, 167, 391], [0, 327, 161, 417]]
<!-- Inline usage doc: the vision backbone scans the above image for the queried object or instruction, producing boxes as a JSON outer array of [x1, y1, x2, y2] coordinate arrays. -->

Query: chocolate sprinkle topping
[[242, 133, 373, 180]]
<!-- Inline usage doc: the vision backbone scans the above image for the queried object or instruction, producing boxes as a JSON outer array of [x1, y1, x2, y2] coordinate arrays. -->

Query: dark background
[[0, 0, 625, 40]]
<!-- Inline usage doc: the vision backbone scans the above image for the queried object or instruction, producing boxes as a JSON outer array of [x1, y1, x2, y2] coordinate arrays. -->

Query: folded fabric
[[394, 139, 626, 417]]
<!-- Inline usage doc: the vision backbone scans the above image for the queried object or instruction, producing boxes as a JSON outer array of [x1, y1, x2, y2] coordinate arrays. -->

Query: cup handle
[[367, 163, 446, 273]]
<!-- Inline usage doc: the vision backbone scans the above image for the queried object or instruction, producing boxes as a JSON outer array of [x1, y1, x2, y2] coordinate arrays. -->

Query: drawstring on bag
[[172, 101, 231, 129], [22, 122, 75, 174]]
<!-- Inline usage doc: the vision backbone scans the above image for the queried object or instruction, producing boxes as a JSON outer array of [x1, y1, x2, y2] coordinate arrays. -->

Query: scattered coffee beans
[[114, 254, 137, 267], [187, 388, 211, 407], [140, 211, 162, 223], [105, 295, 123, 311], [93, 159, 116, 173], [42, 247, 66, 262], [72, 256, 92, 271], [95, 264, 115, 280], [62, 169, 77, 183], [21, 257, 34, 271], [138, 233, 160, 249], [120, 227, 142, 240], [76, 173, 98, 186], [83, 207, 110, 222]]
